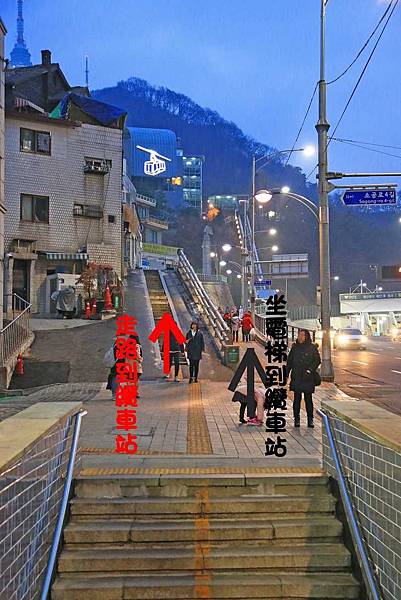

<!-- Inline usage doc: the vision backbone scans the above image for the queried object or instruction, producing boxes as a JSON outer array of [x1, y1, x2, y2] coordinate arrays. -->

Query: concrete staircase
[[51, 474, 361, 599]]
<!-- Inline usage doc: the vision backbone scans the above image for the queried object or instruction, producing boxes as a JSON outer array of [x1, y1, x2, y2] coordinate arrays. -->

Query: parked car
[[333, 328, 367, 350], [391, 327, 401, 342]]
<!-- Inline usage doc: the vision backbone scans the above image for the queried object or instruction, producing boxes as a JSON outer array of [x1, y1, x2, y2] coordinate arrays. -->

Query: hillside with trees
[[93, 78, 401, 303]]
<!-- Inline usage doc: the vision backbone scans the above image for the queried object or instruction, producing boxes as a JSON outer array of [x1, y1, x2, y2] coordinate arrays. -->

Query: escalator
[[144, 270, 187, 366]]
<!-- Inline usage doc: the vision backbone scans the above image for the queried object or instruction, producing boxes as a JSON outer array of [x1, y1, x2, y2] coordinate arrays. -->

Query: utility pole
[[250, 156, 256, 320], [242, 196, 249, 310], [316, 0, 334, 381]]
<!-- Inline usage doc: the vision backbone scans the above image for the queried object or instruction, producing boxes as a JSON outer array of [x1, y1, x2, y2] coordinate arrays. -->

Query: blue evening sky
[[2, 0, 401, 182]]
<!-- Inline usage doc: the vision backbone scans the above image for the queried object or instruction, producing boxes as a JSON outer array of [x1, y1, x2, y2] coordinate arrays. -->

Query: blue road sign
[[342, 188, 396, 206], [255, 279, 272, 286]]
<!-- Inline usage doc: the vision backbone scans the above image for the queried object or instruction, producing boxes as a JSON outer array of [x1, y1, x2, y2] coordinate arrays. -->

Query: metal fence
[[0, 294, 32, 365], [0, 413, 78, 600], [178, 250, 230, 352], [255, 313, 317, 343]]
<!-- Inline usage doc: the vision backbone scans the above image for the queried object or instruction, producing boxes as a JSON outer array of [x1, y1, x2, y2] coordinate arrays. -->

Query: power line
[[284, 83, 318, 167], [333, 138, 401, 160], [328, 0, 395, 84], [305, 163, 318, 183], [332, 137, 401, 152], [329, 0, 398, 142]]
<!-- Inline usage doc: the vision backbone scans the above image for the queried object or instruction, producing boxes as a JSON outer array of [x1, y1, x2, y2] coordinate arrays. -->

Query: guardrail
[[254, 312, 317, 343], [318, 406, 382, 600], [178, 250, 230, 353], [0, 402, 85, 600], [0, 294, 32, 365]]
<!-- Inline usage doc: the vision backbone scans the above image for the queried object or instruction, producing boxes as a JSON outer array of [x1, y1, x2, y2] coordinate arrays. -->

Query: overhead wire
[[327, 0, 395, 84], [329, 0, 399, 142], [332, 138, 401, 160], [284, 83, 318, 167], [331, 137, 401, 152]]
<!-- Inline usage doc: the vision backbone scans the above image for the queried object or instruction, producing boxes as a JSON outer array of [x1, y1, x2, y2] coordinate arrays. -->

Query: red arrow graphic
[[149, 313, 186, 375]]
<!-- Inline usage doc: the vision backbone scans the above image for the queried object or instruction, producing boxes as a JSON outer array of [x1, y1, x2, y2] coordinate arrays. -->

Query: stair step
[[75, 474, 329, 499], [64, 517, 342, 545], [70, 495, 336, 519], [58, 543, 351, 574], [51, 572, 360, 599]]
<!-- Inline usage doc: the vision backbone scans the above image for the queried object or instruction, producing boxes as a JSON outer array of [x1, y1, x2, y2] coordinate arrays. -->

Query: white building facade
[[4, 112, 123, 314]]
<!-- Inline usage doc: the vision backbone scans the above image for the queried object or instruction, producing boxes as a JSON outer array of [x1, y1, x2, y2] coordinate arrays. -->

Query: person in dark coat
[[286, 329, 321, 428], [163, 333, 184, 382], [185, 322, 205, 383]]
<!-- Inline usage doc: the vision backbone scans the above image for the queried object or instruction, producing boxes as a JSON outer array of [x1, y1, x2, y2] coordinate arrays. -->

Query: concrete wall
[[322, 400, 401, 600], [4, 116, 123, 313], [203, 281, 234, 311]]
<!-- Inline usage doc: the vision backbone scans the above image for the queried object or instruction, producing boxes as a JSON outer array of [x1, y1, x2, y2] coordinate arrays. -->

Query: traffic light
[[380, 265, 401, 280]]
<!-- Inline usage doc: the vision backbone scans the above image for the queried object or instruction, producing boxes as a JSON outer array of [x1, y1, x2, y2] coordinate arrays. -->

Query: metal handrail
[[40, 409, 87, 600], [178, 250, 230, 347], [318, 408, 382, 600], [1, 294, 31, 333]]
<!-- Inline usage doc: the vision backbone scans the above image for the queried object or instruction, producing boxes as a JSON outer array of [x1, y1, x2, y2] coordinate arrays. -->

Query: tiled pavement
[[0, 339, 354, 472]]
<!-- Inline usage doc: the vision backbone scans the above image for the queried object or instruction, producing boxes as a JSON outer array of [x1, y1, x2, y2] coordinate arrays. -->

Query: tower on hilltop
[[10, 0, 32, 68]]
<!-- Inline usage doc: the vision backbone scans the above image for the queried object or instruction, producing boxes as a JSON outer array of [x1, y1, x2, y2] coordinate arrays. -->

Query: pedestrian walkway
[[77, 368, 351, 474]]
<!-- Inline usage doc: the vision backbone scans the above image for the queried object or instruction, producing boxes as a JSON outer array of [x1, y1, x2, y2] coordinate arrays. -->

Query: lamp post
[[250, 146, 314, 321], [222, 244, 249, 310], [316, 0, 334, 381]]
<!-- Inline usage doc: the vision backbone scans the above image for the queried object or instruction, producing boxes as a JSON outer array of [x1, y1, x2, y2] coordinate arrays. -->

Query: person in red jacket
[[241, 312, 253, 342]]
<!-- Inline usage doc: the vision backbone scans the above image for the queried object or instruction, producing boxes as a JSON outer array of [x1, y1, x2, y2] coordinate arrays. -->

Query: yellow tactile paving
[[80, 448, 185, 455], [187, 382, 213, 454], [79, 466, 323, 476]]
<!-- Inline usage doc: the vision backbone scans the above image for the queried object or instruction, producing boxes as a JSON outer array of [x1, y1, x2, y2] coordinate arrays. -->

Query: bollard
[[16, 354, 24, 375], [104, 286, 113, 310]]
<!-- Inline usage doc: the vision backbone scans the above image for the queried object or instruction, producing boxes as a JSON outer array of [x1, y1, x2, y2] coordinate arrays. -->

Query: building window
[[148, 229, 158, 243], [108, 214, 116, 224], [20, 128, 51, 155], [20, 194, 49, 223]]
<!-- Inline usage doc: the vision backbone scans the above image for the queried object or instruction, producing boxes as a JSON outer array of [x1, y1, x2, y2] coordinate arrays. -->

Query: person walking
[[241, 311, 253, 342], [164, 332, 184, 382], [231, 312, 241, 343], [185, 322, 205, 383], [286, 329, 321, 428], [105, 334, 143, 398]]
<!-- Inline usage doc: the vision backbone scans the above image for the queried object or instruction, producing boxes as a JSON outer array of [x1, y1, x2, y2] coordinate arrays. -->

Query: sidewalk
[[77, 372, 352, 475]]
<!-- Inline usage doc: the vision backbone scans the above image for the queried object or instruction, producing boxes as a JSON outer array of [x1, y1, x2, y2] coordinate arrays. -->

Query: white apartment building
[[4, 106, 124, 315]]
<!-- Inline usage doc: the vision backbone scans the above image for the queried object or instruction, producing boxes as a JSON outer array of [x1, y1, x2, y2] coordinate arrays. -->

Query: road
[[332, 337, 401, 416]]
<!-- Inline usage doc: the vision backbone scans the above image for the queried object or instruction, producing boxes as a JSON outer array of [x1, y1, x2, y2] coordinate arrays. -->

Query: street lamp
[[219, 260, 227, 267], [333, 275, 339, 281], [226, 269, 232, 275], [222, 244, 232, 252], [250, 146, 316, 320], [255, 189, 272, 204], [269, 228, 277, 236], [210, 251, 216, 258]]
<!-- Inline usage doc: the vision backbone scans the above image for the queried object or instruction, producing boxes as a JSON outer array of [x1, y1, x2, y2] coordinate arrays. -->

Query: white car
[[334, 328, 367, 350]]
